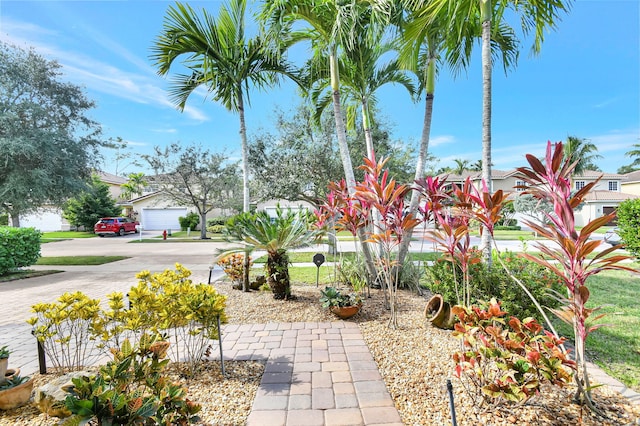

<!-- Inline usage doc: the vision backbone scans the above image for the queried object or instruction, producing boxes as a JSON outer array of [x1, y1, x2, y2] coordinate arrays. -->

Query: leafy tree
[[451, 159, 470, 175], [0, 42, 103, 226], [513, 193, 554, 226], [248, 105, 416, 205], [104, 137, 143, 176], [616, 198, 640, 257], [143, 144, 242, 239], [63, 175, 121, 231], [562, 135, 602, 174]]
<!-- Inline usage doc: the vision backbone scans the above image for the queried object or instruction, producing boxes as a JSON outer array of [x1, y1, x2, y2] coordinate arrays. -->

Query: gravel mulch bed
[[1, 281, 639, 425]]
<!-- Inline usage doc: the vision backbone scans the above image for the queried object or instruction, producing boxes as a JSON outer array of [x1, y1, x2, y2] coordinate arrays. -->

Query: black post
[[447, 379, 457, 426], [217, 315, 225, 377], [32, 330, 47, 374]]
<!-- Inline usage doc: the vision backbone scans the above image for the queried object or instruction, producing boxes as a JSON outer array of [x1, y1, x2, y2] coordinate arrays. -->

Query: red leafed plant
[[452, 299, 575, 406], [516, 141, 635, 410]]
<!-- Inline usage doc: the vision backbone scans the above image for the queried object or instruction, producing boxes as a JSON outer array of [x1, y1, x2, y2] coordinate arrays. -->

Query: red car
[[94, 217, 139, 237]]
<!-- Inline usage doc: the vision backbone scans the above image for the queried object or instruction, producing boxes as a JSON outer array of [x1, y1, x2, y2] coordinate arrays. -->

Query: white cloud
[[0, 18, 210, 122], [430, 135, 456, 147]]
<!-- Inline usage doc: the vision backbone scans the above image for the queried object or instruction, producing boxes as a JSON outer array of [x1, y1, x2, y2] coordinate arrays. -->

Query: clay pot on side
[[330, 304, 361, 320], [0, 378, 35, 410], [425, 294, 456, 329]]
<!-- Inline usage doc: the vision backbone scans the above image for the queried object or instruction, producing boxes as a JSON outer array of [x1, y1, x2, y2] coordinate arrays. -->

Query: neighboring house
[[620, 170, 640, 196], [127, 191, 193, 231], [440, 169, 637, 227], [18, 171, 129, 232], [256, 199, 315, 220]]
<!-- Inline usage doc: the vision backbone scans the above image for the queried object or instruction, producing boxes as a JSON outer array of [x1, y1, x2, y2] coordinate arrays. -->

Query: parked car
[[603, 228, 621, 246], [94, 217, 139, 237]]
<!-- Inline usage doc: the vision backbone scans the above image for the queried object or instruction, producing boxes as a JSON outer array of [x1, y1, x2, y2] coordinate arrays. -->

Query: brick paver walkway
[[206, 322, 403, 426]]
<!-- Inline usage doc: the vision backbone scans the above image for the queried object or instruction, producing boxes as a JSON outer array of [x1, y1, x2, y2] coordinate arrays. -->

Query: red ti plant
[[515, 141, 635, 410], [354, 157, 421, 328]]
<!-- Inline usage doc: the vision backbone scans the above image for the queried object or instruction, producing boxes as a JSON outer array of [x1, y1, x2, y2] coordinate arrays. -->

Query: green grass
[[36, 256, 129, 265], [552, 267, 640, 392], [289, 266, 339, 285], [253, 251, 441, 264], [41, 231, 96, 241]]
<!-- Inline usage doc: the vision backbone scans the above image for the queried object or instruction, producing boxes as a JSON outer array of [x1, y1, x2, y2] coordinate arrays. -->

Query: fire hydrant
[[162, 229, 167, 240]]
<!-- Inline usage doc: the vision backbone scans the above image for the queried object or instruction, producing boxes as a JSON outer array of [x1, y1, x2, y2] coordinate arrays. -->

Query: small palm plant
[[223, 206, 320, 300]]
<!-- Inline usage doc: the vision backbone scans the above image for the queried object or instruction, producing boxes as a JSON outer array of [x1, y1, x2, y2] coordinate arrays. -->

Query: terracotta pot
[[0, 358, 7, 384], [425, 294, 456, 329], [0, 377, 34, 410], [330, 304, 361, 320], [4, 368, 20, 382]]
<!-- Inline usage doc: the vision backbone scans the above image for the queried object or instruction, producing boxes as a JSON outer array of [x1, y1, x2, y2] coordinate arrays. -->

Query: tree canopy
[[0, 42, 103, 226], [63, 175, 121, 231], [143, 143, 242, 239]]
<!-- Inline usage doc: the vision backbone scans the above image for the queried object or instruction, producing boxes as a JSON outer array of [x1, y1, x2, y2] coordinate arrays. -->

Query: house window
[[575, 181, 586, 190], [515, 180, 525, 192], [608, 181, 619, 191]]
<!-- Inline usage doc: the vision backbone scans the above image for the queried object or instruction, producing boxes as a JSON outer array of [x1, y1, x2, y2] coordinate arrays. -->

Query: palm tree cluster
[[150, 0, 573, 277]]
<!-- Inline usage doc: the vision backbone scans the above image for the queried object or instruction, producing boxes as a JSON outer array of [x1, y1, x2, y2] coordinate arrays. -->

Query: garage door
[[141, 208, 187, 231], [20, 208, 65, 232]]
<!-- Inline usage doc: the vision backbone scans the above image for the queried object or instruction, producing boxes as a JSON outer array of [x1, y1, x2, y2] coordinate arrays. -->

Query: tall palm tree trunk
[[329, 49, 378, 282], [238, 90, 251, 292], [480, 0, 493, 266], [397, 57, 436, 266]]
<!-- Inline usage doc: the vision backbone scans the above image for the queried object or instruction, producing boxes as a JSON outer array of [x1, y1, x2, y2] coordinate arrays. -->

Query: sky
[[0, 0, 638, 176]]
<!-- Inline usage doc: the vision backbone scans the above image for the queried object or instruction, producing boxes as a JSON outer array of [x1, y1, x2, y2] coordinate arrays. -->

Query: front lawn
[[554, 267, 640, 392], [0, 269, 63, 282], [36, 256, 129, 265], [41, 231, 96, 241]]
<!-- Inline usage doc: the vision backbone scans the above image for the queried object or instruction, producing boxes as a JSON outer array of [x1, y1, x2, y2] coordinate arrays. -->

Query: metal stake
[[32, 330, 47, 374], [447, 379, 458, 426], [217, 315, 225, 377]]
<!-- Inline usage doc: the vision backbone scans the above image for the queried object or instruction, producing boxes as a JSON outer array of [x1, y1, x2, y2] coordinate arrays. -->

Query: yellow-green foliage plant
[[130, 264, 227, 376], [28, 292, 102, 372]]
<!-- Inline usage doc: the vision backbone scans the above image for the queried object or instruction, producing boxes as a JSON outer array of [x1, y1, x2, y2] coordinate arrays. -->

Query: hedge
[[0, 227, 42, 275]]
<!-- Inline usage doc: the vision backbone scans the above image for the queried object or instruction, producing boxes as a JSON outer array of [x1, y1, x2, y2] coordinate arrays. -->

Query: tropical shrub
[[0, 226, 42, 275], [64, 334, 201, 425], [178, 212, 200, 231], [223, 207, 319, 298], [615, 198, 640, 257], [29, 265, 227, 376], [452, 299, 575, 405], [217, 253, 252, 286], [422, 250, 564, 323], [516, 141, 634, 410], [28, 291, 102, 372]]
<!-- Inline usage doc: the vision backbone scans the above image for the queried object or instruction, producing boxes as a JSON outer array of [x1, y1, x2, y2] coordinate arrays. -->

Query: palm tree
[[407, 0, 572, 262], [260, 0, 380, 281], [451, 158, 471, 175], [151, 0, 299, 291], [151, 1, 300, 213], [120, 172, 147, 201], [394, 3, 517, 267], [307, 36, 415, 161], [563, 135, 602, 175], [223, 207, 319, 300], [470, 159, 483, 172]]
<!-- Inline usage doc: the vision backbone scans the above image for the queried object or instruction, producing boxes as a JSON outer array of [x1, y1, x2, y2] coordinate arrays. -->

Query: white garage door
[[20, 208, 65, 231], [141, 208, 187, 231]]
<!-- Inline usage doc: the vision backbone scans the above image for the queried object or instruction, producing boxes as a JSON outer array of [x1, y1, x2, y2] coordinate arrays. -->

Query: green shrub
[[422, 250, 564, 322], [494, 224, 521, 231], [616, 199, 640, 257], [207, 217, 228, 227], [0, 226, 42, 275], [206, 224, 225, 234], [0, 214, 8, 226], [178, 212, 200, 231], [64, 334, 201, 425], [452, 299, 574, 405]]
